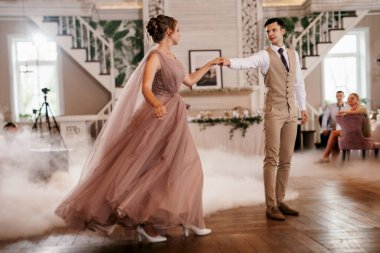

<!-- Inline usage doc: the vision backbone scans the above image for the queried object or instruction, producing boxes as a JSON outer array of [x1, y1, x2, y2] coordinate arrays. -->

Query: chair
[[336, 114, 379, 160]]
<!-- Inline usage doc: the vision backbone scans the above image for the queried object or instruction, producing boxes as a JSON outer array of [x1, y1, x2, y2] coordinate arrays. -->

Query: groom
[[223, 18, 307, 220]]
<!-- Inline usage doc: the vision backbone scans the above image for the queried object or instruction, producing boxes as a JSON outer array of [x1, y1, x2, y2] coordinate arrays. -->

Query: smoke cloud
[[200, 149, 380, 215], [1, 121, 379, 239], [0, 123, 89, 239]]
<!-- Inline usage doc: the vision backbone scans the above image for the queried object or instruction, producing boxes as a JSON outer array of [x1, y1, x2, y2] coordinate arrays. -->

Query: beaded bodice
[[152, 70, 176, 96], [150, 50, 185, 96]]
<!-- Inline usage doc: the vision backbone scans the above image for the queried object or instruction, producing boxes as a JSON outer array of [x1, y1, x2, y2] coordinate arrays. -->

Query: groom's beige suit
[[230, 45, 306, 208]]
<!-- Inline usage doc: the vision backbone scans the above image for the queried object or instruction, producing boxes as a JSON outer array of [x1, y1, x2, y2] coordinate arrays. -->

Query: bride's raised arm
[[183, 57, 225, 87]]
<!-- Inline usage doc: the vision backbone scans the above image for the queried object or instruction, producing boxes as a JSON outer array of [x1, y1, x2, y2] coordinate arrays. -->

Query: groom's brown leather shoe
[[278, 202, 299, 216], [266, 206, 285, 221]]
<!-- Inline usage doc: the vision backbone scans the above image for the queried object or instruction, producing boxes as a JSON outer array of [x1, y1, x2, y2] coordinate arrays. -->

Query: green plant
[[360, 98, 368, 105], [18, 113, 32, 120], [191, 115, 263, 139], [87, 19, 144, 87]]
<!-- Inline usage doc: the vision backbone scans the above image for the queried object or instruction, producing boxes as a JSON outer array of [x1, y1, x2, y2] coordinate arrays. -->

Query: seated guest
[[1, 122, 19, 141], [318, 93, 370, 163], [3, 122, 18, 133], [320, 91, 349, 147]]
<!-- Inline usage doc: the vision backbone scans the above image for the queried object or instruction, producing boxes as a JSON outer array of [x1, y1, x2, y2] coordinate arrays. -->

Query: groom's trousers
[[263, 105, 298, 207]]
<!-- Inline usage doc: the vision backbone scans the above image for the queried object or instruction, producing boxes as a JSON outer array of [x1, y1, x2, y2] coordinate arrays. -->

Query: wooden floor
[[1, 176, 380, 253]]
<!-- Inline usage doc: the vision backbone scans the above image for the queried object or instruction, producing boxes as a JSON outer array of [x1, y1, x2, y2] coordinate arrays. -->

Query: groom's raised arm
[[223, 50, 268, 70]]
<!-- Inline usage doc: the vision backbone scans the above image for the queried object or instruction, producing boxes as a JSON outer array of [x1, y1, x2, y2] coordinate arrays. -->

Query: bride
[[55, 14, 224, 243]]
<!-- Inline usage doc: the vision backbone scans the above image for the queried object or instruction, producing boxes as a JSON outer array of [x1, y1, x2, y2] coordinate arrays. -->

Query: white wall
[[166, 0, 241, 88], [159, 0, 261, 115]]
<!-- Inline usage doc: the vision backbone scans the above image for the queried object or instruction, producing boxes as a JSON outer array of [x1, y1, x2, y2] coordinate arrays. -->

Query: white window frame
[[322, 28, 370, 108], [8, 35, 63, 122]]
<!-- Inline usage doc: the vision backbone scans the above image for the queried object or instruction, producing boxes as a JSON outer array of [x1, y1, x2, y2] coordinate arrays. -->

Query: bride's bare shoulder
[[146, 52, 160, 64]]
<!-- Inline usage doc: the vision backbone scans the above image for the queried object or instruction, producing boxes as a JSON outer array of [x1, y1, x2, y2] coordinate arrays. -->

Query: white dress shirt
[[322, 102, 350, 131], [230, 44, 306, 111]]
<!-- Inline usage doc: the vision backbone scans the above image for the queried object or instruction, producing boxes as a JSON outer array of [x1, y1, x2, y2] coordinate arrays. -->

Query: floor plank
[[2, 175, 380, 253]]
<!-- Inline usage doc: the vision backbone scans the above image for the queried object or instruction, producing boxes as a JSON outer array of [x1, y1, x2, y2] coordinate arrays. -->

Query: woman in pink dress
[[55, 15, 224, 243], [318, 92, 370, 162]]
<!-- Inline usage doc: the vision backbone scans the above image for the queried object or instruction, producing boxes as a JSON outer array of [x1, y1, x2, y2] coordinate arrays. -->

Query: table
[[188, 122, 265, 155]]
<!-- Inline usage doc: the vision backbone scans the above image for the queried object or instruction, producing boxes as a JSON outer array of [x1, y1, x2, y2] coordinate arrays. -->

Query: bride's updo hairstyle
[[146, 15, 177, 43]]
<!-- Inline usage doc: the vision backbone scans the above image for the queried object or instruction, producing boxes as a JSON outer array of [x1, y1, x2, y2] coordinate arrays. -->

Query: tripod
[[32, 88, 66, 148]]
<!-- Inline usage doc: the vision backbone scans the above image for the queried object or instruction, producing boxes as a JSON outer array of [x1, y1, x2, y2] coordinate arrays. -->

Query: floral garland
[[190, 115, 263, 139], [180, 87, 253, 96]]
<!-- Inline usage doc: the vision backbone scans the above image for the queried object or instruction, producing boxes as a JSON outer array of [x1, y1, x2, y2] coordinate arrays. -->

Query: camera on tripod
[[33, 87, 62, 137], [31, 87, 68, 182], [41, 88, 50, 94]]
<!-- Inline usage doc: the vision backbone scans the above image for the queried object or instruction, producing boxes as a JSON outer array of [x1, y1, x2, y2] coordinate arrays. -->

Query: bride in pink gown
[[55, 15, 224, 243]]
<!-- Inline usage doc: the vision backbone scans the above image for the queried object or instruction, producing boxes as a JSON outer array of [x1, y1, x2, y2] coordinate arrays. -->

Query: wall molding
[[241, 0, 259, 86]]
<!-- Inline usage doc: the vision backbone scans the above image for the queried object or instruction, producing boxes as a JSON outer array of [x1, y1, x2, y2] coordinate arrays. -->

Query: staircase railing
[[292, 11, 345, 69], [90, 100, 114, 138], [57, 16, 116, 137], [57, 16, 115, 96]]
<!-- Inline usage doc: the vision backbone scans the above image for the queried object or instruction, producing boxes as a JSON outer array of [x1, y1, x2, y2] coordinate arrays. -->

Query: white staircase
[[291, 10, 369, 145], [30, 16, 116, 138], [292, 10, 369, 79], [30, 16, 115, 96]]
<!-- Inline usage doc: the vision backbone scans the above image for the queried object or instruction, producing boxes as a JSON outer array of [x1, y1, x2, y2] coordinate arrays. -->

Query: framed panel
[[189, 50, 223, 89]]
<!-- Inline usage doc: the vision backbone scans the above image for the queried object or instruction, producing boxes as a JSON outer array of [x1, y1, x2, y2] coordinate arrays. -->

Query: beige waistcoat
[[264, 48, 297, 111]]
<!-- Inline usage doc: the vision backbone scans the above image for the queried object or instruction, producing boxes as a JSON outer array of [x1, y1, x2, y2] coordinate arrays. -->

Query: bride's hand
[[155, 104, 167, 119], [208, 57, 226, 66]]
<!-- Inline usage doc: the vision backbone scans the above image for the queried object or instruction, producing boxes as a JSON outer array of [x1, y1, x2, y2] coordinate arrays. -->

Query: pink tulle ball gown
[[55, 49, 207, 234]]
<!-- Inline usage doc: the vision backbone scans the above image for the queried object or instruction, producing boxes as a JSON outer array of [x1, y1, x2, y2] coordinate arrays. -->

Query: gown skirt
[[55, 50, 206, 231]]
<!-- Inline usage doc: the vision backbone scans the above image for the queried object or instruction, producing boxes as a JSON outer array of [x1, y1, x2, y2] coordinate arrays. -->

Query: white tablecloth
[[188, 122, 265, 155]]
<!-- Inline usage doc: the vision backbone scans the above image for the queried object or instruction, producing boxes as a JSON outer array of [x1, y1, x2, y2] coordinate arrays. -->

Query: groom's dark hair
[[264, 18, 285, 29]]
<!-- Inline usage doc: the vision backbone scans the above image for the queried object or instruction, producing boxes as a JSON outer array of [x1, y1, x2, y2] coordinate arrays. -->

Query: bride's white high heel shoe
[[136, 225, 167, 243], [183, 225, 211, 237]]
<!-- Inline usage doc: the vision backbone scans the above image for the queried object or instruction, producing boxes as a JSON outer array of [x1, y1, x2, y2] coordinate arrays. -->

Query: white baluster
[[64, 16, 68, 34], [72, 16, 77, 48], [87, 29, 91, 61], [95, 121, 99, 136], [323, 12, 328, 41], [80, 21, 84, 48], [58, 16, 63, 35], [312, 25, 316, 55], [102, 42, 106, 74], [66, 16, 70, 35], [307, 31, 310, 56], [109, 39, 115, 98], [298, 40, 303, 68], [337, 11, 342, 29], [94, 37, 98, 61]]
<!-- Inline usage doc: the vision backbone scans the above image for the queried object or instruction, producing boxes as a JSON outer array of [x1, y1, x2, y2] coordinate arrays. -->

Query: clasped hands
[[210, 57, 231, 67], [155, 104, 167, 120]]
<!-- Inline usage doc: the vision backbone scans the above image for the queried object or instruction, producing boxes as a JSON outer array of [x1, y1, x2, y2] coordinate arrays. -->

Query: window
[[11, 35, 60, 122], [323, 29, 369, 105]]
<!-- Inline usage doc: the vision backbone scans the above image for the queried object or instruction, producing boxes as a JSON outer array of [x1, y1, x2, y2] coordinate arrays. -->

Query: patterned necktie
[[278, 48, 289, 72]]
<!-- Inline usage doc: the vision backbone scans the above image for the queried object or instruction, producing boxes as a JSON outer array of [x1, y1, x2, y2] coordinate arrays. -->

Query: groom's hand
[[221, 57, 231, 67], [301, 110, 308, 124]]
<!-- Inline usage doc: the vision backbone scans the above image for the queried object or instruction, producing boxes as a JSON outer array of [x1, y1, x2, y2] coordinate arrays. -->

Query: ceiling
[[0, 0, 308, 9], [90, 0, 308, 9], [0, 0, 378, 18]]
